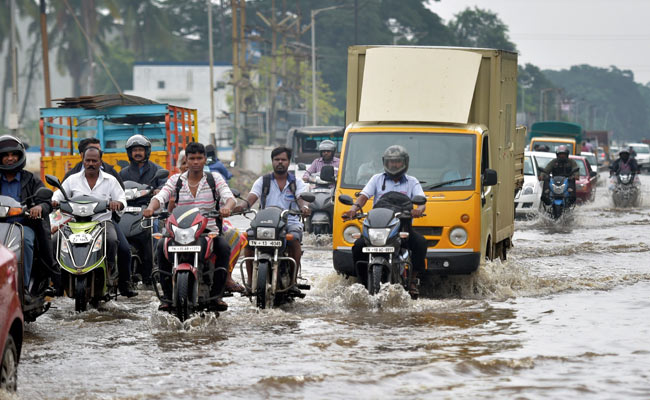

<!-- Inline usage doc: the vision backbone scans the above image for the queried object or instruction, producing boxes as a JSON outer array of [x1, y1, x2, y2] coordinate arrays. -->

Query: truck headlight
[[449, 227, 468, 246], [343, 225, 360, 244], [256, 227, 276, 239], [368, 228, 390, 246]]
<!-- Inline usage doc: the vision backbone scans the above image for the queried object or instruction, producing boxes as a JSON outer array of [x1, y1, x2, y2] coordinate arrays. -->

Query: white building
[[126, 62, 234, 160]]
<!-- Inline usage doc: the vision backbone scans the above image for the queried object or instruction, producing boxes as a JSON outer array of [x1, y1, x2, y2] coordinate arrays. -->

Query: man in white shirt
[[52, 147, 137, 297]]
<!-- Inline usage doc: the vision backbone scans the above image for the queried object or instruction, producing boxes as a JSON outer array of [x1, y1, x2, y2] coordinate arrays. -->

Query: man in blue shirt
[[343, 145, 427, 296], [205, 144, 233, 181], [236, 146, 310, 286], [0, 136, 56, 300]]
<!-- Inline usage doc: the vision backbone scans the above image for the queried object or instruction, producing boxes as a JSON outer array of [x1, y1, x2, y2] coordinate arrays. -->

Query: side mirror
[[45, 174, 62, 189], [34, 187, 53, 201], [338, 194, 354, 206], [116, 160, 129, 169], [483, 169, 498, 186], [412, 195, 427, 206], [590, 171, 597, 177], [231, 188, 241, 198], [320, 165, 335, 183], [299, 192, 315, 203], [298, 163, 306, 171], [154, 169, 169, 180]]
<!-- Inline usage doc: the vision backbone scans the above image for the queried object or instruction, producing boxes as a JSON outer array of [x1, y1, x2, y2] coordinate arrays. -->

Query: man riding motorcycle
[[0, 135, 57, 302], [64, 137, 124, 189], [205, 144, 233, 181], [539, 145, 579, 206], [302, 140, 339, 184], [342, 145, 427, 296], [52, 147, 137, 297], [143, 142, 236, 311], [235, 146, 311, 290], [610, 149, 640, 177]]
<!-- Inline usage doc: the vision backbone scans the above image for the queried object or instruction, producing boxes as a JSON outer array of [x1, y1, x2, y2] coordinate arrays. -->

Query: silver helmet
[[318, 140, 336, 153], [382, 145, 409, 179], [0, 135, 26, 173], [125, 134, 151, 162]]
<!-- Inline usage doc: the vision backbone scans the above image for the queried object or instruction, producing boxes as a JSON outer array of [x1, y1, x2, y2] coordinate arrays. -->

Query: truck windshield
[[532, 141, 574, 154], [341, 131, 476, 190]]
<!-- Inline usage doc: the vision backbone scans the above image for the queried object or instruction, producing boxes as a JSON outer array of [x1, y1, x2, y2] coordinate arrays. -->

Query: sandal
[[225, 280, 245, 293], [158, 302, 172, 311]]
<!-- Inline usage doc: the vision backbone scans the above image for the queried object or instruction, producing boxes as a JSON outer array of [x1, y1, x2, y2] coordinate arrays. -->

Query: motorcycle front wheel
[[256, 260, 274, 309], [75, 276, 87, 312], [175, 271, 192, 322], [368, 264, 382, 295]]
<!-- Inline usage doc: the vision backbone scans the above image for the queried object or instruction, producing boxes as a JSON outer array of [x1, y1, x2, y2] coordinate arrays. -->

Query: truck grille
[[413, 227, 443, 236]]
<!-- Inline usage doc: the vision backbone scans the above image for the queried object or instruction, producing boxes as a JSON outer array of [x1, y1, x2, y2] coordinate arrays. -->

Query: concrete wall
[[242, 145, 274, 174]]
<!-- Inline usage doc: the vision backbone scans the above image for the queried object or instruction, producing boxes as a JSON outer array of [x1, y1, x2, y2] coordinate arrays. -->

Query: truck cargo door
[[480, 134, 494, 256]]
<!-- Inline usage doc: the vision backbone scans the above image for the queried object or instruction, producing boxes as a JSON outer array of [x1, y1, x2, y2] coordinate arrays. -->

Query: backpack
[[260, 172, 297, 209]]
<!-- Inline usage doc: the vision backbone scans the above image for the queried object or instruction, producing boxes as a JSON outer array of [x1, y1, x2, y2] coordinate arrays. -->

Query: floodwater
[[12, 174, 650, 399]]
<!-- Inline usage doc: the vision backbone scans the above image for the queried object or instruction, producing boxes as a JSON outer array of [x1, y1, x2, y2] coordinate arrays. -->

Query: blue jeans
[[23, 226, 35, 288]]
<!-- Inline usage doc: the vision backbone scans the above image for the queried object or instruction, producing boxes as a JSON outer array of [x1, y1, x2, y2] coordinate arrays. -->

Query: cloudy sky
[[428, 0, 650, 85]]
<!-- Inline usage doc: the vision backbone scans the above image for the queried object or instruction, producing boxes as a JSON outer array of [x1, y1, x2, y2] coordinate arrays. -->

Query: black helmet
[[382, 145, 409, 179], [0, 135, 26, 173], [125, 134, 151, 162], [619, 149, 630, 156]]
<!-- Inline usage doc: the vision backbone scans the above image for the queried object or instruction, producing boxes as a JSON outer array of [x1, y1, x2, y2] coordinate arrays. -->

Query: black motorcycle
[[239, 192, 315, 309], [611, 172, 640, 207], [119, 169, 169, 284], [339, 193, 426, 299], [303, 165, 336, 235], [0, 187, 54, 322]]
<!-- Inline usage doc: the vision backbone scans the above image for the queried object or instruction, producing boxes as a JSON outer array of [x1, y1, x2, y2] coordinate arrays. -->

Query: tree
[[448, 7, 517, 52]]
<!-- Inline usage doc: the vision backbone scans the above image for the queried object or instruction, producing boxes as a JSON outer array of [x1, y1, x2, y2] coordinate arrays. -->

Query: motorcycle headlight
[[171, 224, 199, 245], [0, 206, 9, 218], [256, 227, 276, 240], [92, 235, 103, 252], [368, 228, 390, 246], [125, 189, 138, 200], [449, 227, 468, 246], [343, 225, 360, 244], [552, 184, 566, 195], [70, 202, 98, 217], [522, 185, 534, 195]]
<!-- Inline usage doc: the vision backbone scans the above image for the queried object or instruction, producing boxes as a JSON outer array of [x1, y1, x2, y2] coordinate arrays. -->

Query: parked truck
[[331, 46, 525, 279], [528, 121, 583, 155]]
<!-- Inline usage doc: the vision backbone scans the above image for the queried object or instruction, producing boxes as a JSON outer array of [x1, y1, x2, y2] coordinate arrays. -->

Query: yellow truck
[[332, 46, 525, 279]]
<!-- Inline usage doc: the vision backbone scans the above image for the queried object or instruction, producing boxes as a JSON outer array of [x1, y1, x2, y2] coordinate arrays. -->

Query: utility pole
[[40, 0, 52, 108], [208, 0, 216, 146], [9, 0, 19, 133], [231, 0, 245, 163]]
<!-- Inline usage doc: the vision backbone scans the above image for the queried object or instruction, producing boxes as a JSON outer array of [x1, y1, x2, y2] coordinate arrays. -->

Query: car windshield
[[582, 153, 597, 165], [341, 131, 476, 190], [524, 156, 535, 176]]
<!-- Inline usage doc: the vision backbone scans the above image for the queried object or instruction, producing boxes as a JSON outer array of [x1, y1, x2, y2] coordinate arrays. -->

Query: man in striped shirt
[[144, 142, 236, 311]]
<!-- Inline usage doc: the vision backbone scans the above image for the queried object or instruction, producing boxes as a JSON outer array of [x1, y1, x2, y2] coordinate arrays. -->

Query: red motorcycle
[[152, 205, 227, 322]]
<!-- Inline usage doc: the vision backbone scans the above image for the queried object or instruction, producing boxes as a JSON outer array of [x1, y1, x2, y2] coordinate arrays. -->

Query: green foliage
[[448, 7, 517, 52], [94, 39, 135, 93]]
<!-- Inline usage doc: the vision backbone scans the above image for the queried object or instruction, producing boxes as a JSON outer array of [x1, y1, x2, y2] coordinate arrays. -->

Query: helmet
[[0, 135, 26, 173], [555, 145, 569, 156], [318, 140, 336, 153], [619, 149, 630, 156], [125, 134, 151, 162], [382, 145, 409, 179]]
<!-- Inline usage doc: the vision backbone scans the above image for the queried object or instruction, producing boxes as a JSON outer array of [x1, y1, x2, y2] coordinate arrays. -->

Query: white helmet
[[125, 134, 151, 162]]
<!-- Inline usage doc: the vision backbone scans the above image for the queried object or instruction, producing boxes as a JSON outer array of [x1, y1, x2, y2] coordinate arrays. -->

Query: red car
[[0, 244, 23, 391], [570, 155, 598, 203]]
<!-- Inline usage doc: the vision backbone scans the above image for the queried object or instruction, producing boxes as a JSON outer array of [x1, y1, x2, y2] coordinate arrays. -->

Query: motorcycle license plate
[[69, 233, 93, 244], [313, 189, 330, 193], [362, 247, 394, 253], [249, 240, 282, 247], [124, 206, 141, 213], [168, 245, 201, 252]]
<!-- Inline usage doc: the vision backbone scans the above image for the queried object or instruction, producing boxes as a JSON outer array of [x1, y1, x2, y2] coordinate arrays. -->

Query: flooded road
[[15, 175, 650, 399]]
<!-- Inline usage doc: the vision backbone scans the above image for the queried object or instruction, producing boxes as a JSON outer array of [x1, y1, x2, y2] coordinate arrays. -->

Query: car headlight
[[171, 224, 199, 245], [449, 227, 468, 246], [368, 228, 390, 246], [92, 235, 103, 252], [522, 185, 534, 195], [343, 225, 360, 244], [256, 227, 276, 239]]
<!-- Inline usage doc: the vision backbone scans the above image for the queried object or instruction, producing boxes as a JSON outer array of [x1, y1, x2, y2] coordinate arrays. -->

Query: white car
[[626, 143, 650, 172], [515, 151, 544, 216]]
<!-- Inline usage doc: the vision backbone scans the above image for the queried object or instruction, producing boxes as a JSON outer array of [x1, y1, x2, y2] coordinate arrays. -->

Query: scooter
[[151, 206, 228, 322], [611, 172, 641, 207], [119, 169, 169, 284], [303, 165, 336, 235], [339, 193, 426, 298], [46, 175, 117, 312], [0, 187, 54, 322], [239, 192, 315, 309]]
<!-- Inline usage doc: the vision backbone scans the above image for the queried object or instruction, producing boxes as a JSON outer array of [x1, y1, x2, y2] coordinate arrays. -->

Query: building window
[[158, 80, 165, 89]]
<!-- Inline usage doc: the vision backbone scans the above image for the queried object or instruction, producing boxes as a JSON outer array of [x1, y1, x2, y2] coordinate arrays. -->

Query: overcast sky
[[427, 0, 650, 85]]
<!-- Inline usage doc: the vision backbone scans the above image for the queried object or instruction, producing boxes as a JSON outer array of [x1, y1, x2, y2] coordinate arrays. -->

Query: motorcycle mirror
[[482, 169, 498, 186], [299, 192, 315, 203], [231, 188, 241, 198], [33, 187, 54, 201], [45, 174, 61, 189], [153, 169, 169, 181], [320, 165, 336, 183], [412, 195, 427, 206], [590, 171, 597, 178], [116, 159, 129, 169], [298, 163, 306, 171], [338, 194, 354, 205]]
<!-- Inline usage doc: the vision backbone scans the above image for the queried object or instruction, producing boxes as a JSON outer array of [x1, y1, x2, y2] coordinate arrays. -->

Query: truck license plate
[[362, 247, 394, 253], [249, 240, 282, 247], [168, 245, 201, 252]]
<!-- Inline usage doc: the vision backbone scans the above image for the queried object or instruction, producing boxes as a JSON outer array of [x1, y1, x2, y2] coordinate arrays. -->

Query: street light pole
[[310, 5, 342, 126]]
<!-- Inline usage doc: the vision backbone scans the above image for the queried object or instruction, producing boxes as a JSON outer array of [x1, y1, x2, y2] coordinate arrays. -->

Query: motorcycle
[[239, 192, 315, 309], [119, 169, 169, 284], [610, 172, 641, 207], [46, 175, 117, 312], [302, 165, 336, 235], [0, 187, 54, 322], [545, 174, 575, 220], [151, 206, 229, 322], [339, 193, 426, 299]]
